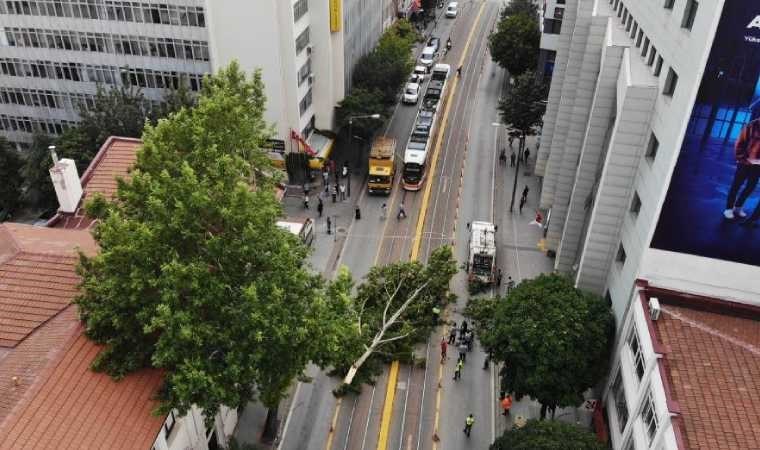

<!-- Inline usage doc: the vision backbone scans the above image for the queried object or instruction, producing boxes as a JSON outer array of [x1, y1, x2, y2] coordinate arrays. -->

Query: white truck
[[277, 217, 315, 246], [466, 221, 496, 284]]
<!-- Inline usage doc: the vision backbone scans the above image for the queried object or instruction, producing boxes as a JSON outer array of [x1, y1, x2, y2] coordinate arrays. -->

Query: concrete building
[[0, 0, 392, 155], [537, 0, 563, 83], [536, 0, 760, 448]]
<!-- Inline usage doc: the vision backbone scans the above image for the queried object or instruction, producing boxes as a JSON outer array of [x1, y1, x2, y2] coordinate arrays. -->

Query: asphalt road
[[277, 2, 508, 449]]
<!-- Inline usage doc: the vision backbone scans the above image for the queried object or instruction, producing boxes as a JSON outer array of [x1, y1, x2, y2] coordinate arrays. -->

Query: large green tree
[[76, 62, 350, 425], [490, 420, 605, 450], [335, 88, 387, 139], [477, 274, 614, 419], [336, 246, 457, 386], [500, 0, 539, 19], [0, 137, 23, 217], [489, 13, 540, 76], [498, 71, 546, 140]]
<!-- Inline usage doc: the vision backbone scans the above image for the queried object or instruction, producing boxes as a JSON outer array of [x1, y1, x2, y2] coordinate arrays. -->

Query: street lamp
[[492, 121, 523, 213], [346, 113, 382, 198]]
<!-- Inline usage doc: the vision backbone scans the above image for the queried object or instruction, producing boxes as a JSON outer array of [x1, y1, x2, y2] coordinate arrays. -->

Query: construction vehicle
[[466, 221, 497, 284], [368, 136, 397, 194]]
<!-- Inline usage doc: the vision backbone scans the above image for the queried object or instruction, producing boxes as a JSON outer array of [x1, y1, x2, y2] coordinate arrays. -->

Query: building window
[[293, 0, 308, 23], [630, 21, 637, 39], [630, 192, 641, 215], [646, 132, 659, 161], [299, 88, 313, 116], [2, 1, 205, 27], [641, 37, 650, 57], [612, 371, 629, 433], [641, 389, 659, 445], [628, 327, 645, 380], [663, 67, 678, 96], [635, 30, 643, 48], [647, 47, 657, 66], [164, 410, 176, 436], [622, 9, 628, 23], [682, 0, 698, 30], [654, 55, 664, 76], [295, 27, 310, 54], [664, 0, 675, 9], [302, 114, 315, 139], [625, 15, 632, 32], [616, 243, 627, 265], [298, 58, 312, 86]]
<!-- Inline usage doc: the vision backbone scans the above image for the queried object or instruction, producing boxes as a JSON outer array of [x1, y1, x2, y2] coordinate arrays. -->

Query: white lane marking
[[277, 381, 302, 450], [360, 385, 376, 450], [343, 396, 359, 450]]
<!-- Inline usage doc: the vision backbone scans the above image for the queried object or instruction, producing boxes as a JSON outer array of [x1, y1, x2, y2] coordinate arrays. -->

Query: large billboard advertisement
[[651, 2, 760, 266]]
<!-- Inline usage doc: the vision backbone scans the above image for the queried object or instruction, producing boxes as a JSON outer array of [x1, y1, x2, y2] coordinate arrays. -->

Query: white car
[[419, 46, 437, 67], [413, 65, 428, 80], [403, 83, 420, 104], [446, 2, 458, 17], [409, 73, 424, 85]]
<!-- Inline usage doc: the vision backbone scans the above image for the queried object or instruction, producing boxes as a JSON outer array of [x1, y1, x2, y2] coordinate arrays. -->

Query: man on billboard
[[724, 113, 760, 220]]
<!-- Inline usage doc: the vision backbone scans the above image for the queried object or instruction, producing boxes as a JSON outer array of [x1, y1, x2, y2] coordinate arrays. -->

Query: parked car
[[428, 37, 440, 53], [446, 2, 458, 17], [420, 46, 437, 67], [414, 65, 428, 79], [403, 82, 420, 104], [410, 73, 424, 85]]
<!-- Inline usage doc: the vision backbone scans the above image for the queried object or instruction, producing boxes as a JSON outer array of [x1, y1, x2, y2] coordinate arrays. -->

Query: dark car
[[428, 37, 440, 52]]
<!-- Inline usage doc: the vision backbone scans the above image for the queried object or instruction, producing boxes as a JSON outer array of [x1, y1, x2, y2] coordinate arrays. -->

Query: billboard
[[651, 2, 760, 266]]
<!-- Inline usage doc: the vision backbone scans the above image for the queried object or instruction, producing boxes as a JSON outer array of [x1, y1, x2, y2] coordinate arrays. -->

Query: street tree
[[0, 137, 23, 217], [463, 295, 499, 354], [499, 0, 538, 19], [498, 71, 546, 140], [489, 13, 540, 76], [490, 420, 606, 450], [76, 62, 351, 429], [477, 274, 614, 419], [353, 21, 416, 105], [20, 132, 58, 212], [336, 246, 457, 387], [335, 88, 387, 139]]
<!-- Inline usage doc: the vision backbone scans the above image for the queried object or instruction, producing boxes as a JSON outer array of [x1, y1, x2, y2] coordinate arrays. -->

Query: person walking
[[507, 277, 515, 293], [497, 268, 503, 286], [397, 202, 407, 220], [448, 323, 457, 344], [453, 359, 463, 380], [457, 65, 462, 76], [326, 216, 332, 235], [519, 195, 527, 214], [463, 414, 475, 437], [501, 395, 513, 416], [460, 320, 468, 336], [322, 169, 329, 186], [381, 203, 388, 220], [339, 183, 346, 201], [465, 330, 474, 351], [510, 151, 516, 167], [522, 185, 529, 201], [331, 184, 337, 203], [303, 194, 309, 209], [440, 338, 448, 361], [458, 341, 468, 363], [524, 147, 531, 164], [317, 198, 324, 217]]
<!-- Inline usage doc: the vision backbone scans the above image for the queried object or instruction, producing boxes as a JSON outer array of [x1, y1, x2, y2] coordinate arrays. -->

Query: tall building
[[537, 0, 562, 84], [0, 0, 392, 154], [536, 0, 760, 448]]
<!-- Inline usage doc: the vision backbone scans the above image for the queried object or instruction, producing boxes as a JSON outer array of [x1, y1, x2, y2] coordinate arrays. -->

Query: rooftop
[[648, 290, 760, 450]]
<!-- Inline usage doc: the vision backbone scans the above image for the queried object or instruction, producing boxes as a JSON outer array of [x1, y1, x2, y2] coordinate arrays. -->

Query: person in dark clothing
[[448, 324, 458, 344], [519, 195, 527, 214], [725, 118, 760, 219], [496, 268, 503, 285], [331, 184, 337, 203], [460, 320, 468, 336], [510, 152, 516, 167], [317, 198, 324, 217], [458, 342, 468, 362], [524, 148, 531, 164], [522, 185, 529, 200], [326, 217, 332, 234]]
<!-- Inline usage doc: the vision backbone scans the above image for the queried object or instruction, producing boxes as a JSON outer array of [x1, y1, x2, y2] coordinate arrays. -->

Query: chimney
[[48, 146, 83, 214]]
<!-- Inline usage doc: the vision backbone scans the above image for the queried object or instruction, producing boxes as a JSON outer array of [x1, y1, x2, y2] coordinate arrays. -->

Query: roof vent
[[649, 297, 661, 321], [49, 146, 83, 214]]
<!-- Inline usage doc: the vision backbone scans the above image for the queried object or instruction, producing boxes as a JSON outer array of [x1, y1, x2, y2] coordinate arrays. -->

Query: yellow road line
[[324, 397, 343, 450], [376, 3, 489, 450]]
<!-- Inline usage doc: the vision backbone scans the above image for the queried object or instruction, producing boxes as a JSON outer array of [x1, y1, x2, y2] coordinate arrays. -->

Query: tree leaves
[[498, 71, 547, 136], [490, 419, 606, 450], [0, 137, 23, 216], [489, 13, 540, 77]]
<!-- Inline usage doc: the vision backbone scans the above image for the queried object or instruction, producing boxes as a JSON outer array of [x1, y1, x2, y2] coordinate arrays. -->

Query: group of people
[[304, 163, 350, 212]]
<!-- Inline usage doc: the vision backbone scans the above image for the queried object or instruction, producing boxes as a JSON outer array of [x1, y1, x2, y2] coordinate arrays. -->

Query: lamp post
[[347, 113, 381, 198], [492, 121, 523, 213]]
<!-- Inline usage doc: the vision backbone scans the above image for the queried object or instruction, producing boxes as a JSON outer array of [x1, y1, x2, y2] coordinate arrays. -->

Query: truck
[[277, 217, 315, 246], [368, 136, 397, 194], [466, 221, 497, 284]]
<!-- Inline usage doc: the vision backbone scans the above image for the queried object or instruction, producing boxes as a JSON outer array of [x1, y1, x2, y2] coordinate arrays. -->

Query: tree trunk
[[539, 403, 547, 420], [343, 346, 374, 385], [550, 405, 556, 420], [261, 405, 279, 443]]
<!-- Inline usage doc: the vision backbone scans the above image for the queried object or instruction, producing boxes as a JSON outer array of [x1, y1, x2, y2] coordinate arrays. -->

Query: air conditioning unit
[[306, 45, 313, 55], [648, 297, 661, 321], [308, 74, 315, 85]]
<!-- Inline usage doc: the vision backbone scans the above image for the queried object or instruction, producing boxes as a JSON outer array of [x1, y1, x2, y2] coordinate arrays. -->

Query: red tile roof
[[651, 293, 760, 450], [0, 136, 166, 449]]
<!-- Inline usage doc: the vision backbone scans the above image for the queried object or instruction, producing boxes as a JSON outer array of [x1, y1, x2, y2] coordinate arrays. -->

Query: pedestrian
[[448, 323, 457, 344], [342, 161, 349, 179], [440, 338, 448, 361], [465, 330, 473, 351], [463, 414, 475, 437], [458, 341, 467, 362], [510, 151, 516, 167], [331, 184, 337, 203], [397, 202, 407, 220], [508, 136, 514, 148], [497, 268, 503, 286], [355, 206, 361, 220], [303, 194, 309, 209], [524, 147, 531, 164], [457, 65, 462, 76], [381, 203, 388, 220], [303, 182, 310, 196], [322, 168, 329, 186], [519, 195, 527, 214], [326, 216, 332, 235], [499, 148, 507, 165], [339, 183, 346, 201], [432, 305, 441, 325], [501, 395, 513, 416], [483, 351, 491, 369], [522, 185, 529, 201], [317, 198, 324, 217], [507, 277, 515, 292], [453, 359, 463, 380], [460, 320, 468, 336]]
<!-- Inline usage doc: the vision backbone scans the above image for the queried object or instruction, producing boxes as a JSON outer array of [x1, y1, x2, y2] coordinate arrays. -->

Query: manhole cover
[[337, 227, 347, 233]]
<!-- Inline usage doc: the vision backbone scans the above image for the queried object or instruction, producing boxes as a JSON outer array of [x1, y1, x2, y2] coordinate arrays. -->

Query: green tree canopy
[[477, 274, 614, 417], [498, 71, 546, 139], [76, 62, 349, 422], [489, 13, 540, 76], [0, 137, 23, 216], [335, 88, 386, 139], [490, 420, 605, 450], [20, 132, 58, 212], [500, 0, 539, 19]]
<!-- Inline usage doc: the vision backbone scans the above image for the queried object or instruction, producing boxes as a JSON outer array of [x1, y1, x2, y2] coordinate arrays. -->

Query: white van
[[277, 217, 314, 246], [420, 46, 437, 67], [446, 2, 458, 17]]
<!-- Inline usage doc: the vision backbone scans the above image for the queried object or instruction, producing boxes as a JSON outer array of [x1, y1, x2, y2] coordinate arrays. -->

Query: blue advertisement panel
[[651, 3, 760, 265]]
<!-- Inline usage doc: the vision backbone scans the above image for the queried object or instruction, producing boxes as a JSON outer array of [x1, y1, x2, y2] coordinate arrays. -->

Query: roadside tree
[[500, 0, 539, 19], [476, 274, 614, 419], [76, 62, 352, 430], [335, 88, 387, 139], [489, 13, 540, 76], [490, 420, 606, 450], [0, 137, 23, 217], [20, 132, 58, 212]]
